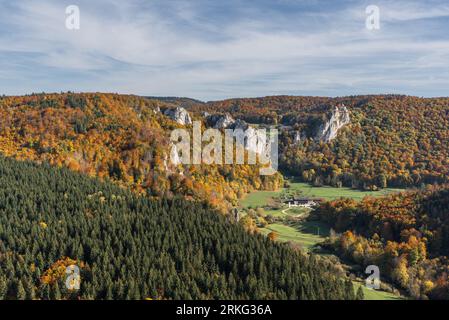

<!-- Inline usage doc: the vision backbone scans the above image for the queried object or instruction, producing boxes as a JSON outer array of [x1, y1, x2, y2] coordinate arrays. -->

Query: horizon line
[[2, 91, 449, 104]]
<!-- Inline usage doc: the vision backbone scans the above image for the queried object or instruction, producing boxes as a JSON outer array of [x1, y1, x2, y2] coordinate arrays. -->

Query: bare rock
[[316, 105, 350, 142], [206, 113, 235, 129], [164, 107, 192, 125]]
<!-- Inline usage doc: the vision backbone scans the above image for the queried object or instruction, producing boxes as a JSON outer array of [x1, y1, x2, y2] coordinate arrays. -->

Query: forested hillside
[[3, 93, 447, 206], [0, 156, 358, 300], [314, 185, 449, 299], [0, 93, 282, 212], [1, 92, 447, 300], [189, 95, 449, 190]]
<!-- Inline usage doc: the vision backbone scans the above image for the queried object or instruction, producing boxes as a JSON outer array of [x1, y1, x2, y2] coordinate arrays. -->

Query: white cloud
[[0, 0, 448, 99]]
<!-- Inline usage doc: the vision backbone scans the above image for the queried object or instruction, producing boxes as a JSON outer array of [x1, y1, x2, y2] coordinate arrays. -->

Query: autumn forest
[[0, 92, 449, 300]]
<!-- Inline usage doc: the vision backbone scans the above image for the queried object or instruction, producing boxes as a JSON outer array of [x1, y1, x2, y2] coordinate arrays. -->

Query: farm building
[[284, 198, 321, 208]]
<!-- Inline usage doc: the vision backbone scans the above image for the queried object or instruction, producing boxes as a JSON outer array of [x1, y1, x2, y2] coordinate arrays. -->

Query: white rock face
[[164, 107, 192, 125], [246, 127, 268, 154], [316, 105, 350, 142], [164, 143, 184, 175], [206, 114, 271, 155], [228, 120, 268, 155]]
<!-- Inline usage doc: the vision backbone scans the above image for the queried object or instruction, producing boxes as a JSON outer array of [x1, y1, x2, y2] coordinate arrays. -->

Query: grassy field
[[284, 182, 403, 201], [240, 190, 282, 208], [241, 182, 403, 208], [353, 282, 403, 300], [259, 220, 330, 252]]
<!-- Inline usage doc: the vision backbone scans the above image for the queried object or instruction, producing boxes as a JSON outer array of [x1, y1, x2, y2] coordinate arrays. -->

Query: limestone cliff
[[164, 107, 192, 125], [207, 113, 235, 129], [206, 114, 267, 155], [316, 105, 350, 142]]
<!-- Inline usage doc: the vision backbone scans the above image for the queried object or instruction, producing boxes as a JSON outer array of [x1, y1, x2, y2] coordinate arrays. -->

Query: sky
[[0, 0, 448, 101]]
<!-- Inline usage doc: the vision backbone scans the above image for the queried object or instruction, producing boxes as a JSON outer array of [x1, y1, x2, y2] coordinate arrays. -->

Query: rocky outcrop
[[246, 127, 268, 154], [207, 114, 248, 131], [206, 114, 268, 155], [206, 113, 235, 129], [228, 119, 249, 131], [228, 120, 267, 155], [163, 143, 184, 176], [316, 105, 350, 142], [214, 113, 235, 129], [164, 107, 192, 125]]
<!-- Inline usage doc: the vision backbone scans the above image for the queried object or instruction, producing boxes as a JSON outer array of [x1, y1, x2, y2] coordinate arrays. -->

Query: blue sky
[[0, 0, 448, 101]]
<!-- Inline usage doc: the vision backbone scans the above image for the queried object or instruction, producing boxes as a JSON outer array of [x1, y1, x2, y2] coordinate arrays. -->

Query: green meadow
[[241, 189, 282, 208], [259, 220, 330, 252], [353, 282, 403, 300], [241, 182, 403, 208]]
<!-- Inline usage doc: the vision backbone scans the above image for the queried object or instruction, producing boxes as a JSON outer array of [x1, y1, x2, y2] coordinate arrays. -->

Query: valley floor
[[240, 182, 405, 300], [241, 182, 403, 207]]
